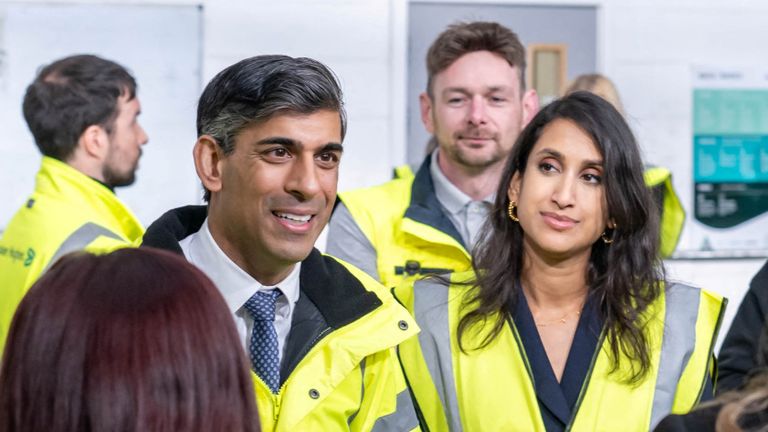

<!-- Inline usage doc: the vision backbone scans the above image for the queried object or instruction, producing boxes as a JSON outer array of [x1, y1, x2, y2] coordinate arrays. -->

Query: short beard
[[102, 164, 137, 188], [440, 138, 505, 170]]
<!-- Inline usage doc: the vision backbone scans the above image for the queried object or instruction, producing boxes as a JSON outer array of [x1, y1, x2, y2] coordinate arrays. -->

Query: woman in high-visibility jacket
[[397, 92, 726, 432]]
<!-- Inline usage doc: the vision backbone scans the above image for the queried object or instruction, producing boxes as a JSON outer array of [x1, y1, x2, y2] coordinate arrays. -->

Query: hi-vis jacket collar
[[404, 154, 467, 250]]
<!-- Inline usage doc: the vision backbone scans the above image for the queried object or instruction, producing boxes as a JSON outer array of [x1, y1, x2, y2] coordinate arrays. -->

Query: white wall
[[3, 0, 766, 344], [0, 1, 203, 227], [595, 0, 768, 345], [605, 0, 768, 256], [201, 0, 403, 195]]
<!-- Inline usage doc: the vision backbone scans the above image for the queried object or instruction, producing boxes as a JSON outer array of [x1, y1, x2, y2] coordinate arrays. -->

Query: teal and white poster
[[691, 67, 768, 252]]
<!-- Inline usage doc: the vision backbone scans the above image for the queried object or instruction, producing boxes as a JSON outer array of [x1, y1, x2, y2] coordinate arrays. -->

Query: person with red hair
[[0, 247, 259, 432]]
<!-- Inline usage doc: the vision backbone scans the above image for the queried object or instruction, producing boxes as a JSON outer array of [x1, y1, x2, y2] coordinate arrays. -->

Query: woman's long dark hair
[[458, 91, 665, 382], [0, 247, 259, 431]]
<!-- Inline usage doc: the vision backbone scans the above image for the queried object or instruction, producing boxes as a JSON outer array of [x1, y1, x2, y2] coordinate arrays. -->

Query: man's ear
[[507, 172, 522, 203], [419, 92, 436, 135], [521, 89, 540, 128], [78, 124, 109, 160], [194, 135, 224, 195]]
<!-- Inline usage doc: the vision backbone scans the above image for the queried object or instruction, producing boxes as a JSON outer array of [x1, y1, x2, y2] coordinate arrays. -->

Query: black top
[[654, 402, 768, 432], [653, 404, 721, 432], [718, 259, 768, 393]]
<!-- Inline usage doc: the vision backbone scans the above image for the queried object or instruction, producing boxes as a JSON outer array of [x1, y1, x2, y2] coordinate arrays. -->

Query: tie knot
[[243, 289, 282, 322]]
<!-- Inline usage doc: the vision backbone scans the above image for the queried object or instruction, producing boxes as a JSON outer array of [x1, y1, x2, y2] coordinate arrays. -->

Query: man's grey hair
[[197, 55, 347, 156]]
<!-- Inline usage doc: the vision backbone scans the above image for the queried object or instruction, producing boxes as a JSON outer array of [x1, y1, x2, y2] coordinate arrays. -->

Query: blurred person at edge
[[718, 260, 768, 393], [0, 55, 147, 352], [0, 248, 259, 432], [397, 92, 726, 431], [656, 319, 768, 432], [564, 73, 685, 259]]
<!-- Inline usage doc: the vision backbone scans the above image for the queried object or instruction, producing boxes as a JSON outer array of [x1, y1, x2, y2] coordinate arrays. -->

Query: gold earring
[[508, 201, 519, 222], [601, 225, 617, 244]]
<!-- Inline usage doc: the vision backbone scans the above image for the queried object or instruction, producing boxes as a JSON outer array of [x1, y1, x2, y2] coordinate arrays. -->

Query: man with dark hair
[[327, 21, 539, 289], [0, 54, 147, 351], [141, 55, 421, 431]]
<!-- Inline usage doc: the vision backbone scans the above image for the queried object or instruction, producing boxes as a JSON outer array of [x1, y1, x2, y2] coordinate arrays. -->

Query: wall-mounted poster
[[691, 67, 768, 252]]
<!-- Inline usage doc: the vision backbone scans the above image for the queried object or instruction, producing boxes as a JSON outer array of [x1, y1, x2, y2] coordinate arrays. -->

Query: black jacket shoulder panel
[[141, 205, 207, 254], [718, 259, 768, 392], [299, 249, 383, 329]]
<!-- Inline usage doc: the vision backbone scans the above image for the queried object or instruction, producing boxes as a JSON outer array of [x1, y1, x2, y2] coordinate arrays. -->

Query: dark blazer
[[654, 404, 720, 432], [655, 402, 768, 432], [718, 259, 768, 393]]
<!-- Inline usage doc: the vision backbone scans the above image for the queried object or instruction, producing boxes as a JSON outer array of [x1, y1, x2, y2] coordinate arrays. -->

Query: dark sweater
[[655, 402, 768, 432], [654, 404, 721, 432], [718, 260, 768, 393]]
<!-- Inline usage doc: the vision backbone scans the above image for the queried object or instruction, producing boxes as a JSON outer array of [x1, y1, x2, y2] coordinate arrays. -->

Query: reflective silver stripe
[[650, 283, 701, 429], [43, 222, 123, 273], [347, 357, 366, 426], [370, 388, 420, 432], [412, 278, 462, 431]]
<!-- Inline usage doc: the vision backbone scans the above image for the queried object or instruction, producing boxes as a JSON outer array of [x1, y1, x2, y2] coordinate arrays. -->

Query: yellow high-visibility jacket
[[0, 157, 144, 351], [644, 166, 685, 258], [396, 273, 725, 431], [337, 155, 471, 290], [141, 205, 422, 431], [251, 262, 421, 431], [337, 160, 685, 292]]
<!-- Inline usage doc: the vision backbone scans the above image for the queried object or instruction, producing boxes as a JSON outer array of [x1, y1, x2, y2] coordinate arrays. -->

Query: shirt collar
[[183, 218, 301, 315], [430, 150, 494, 214]]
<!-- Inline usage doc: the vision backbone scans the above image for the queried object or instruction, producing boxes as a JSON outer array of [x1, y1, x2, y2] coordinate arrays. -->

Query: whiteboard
[[0, 3, 202, 229]]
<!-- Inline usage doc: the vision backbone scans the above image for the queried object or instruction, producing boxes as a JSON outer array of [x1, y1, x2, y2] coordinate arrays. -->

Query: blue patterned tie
[[243, 289, 282, 393]]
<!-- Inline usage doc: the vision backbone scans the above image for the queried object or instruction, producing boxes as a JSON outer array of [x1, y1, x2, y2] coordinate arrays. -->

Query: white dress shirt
[[179, 218, 300, 366]]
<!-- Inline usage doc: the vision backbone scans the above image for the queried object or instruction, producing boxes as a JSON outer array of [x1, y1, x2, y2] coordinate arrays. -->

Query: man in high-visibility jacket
[[0, 55, 148, 351], [327, 22, 539, 289], [141, 55, 421, 431]]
